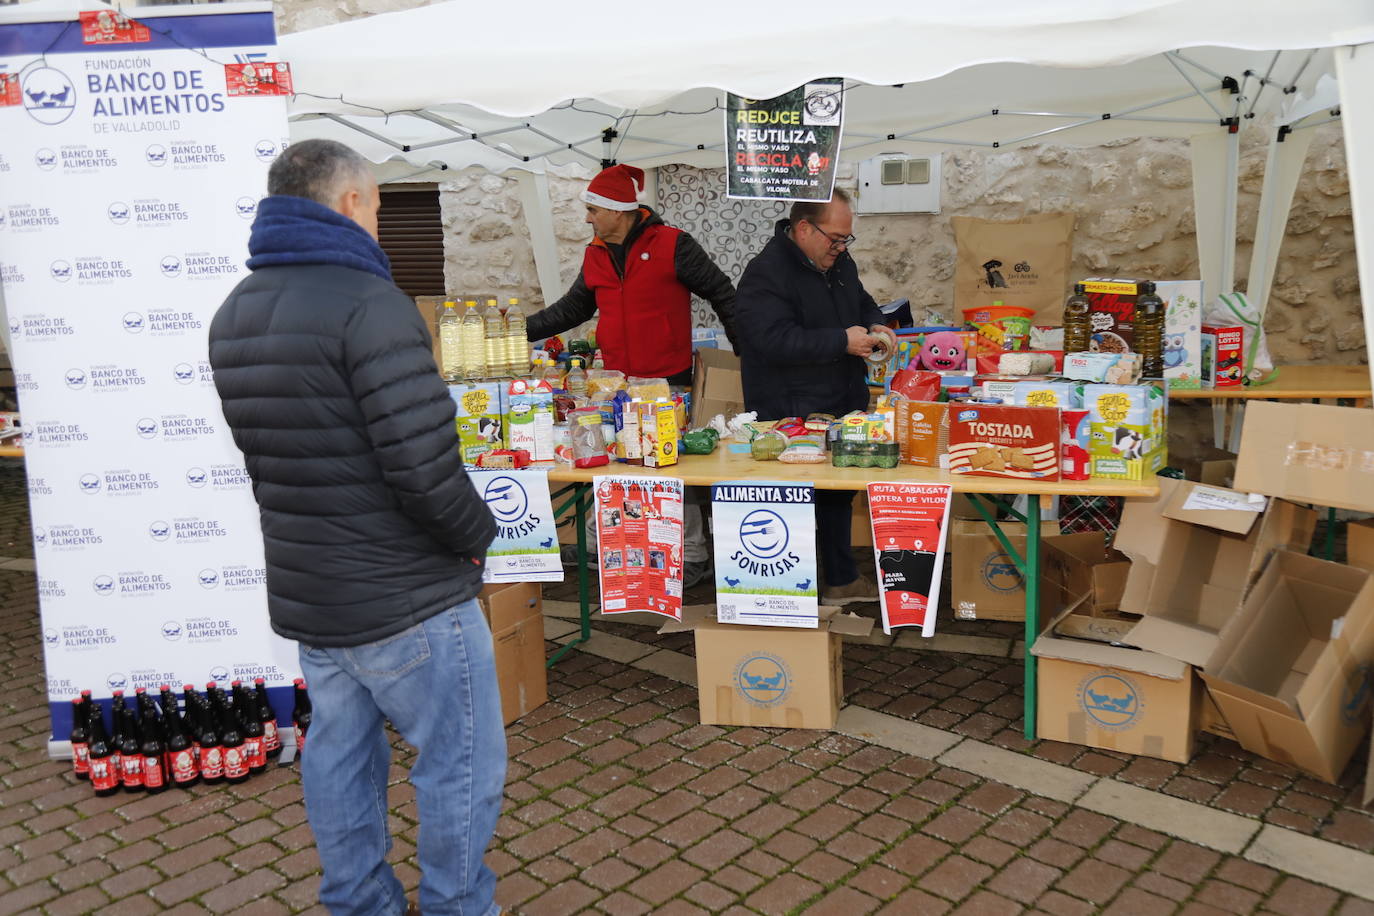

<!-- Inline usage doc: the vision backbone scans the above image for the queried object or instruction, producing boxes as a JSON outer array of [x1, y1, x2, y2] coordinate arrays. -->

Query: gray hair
[[266, 138, 374, 207]]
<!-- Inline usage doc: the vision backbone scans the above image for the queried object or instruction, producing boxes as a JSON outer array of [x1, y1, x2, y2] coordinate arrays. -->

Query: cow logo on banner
[[712, 481, 817, 628], [470, 469, 562, 584]]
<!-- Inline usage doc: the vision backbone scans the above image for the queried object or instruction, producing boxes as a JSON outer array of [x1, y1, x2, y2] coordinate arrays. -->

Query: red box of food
[[948, 404, 1061, 480]]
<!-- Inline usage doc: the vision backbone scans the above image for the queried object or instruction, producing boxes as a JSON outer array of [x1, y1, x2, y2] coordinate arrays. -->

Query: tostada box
[[948, 404, 1060, 480]]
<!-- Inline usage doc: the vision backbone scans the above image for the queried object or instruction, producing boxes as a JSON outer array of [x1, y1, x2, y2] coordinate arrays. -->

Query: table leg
[[1024, 497, 1041, 742], [546, 483, 593, 668]]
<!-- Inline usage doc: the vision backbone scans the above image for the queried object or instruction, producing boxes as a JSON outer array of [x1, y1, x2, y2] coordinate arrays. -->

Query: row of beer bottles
[[70, 678, 311, 796]]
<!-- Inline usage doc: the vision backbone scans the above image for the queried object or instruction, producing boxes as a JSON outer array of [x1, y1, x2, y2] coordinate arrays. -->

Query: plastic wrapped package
[[569, 407, 609, 468]]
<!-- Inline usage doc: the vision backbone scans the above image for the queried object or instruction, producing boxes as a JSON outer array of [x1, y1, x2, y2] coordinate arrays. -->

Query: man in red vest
[[526, 164, 736, 385]]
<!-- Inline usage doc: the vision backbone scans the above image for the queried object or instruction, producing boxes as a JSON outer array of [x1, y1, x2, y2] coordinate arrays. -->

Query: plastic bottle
[[1062, 283, 1091, 353], [504, 297, 529, 378], [540, 358, 565, 392], [438, 300, 461, 381], [483, 298, 505, 379], [460, 300, 485, 380], [565, 357, 588, 398], [1134, 280, 1165, 378]]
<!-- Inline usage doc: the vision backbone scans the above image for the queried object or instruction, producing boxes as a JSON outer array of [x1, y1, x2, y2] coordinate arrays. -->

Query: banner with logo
[[712, 481, 817, 628], [471, 469, 561, 584], [593, 475, 684, 620], [725, 79, 843, 202], [867, 482, 952, 636], [0, 5, 298, 747]]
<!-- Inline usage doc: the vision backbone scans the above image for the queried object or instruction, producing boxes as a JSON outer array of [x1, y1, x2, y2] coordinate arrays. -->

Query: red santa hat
[[580, 164, 645, 211]]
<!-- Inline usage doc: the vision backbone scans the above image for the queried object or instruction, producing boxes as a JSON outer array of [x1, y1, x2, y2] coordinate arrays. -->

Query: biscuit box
[[948, 404, 1060, 480], [1010, 379, 1083, 409], [1082, 383, 1166, 480]]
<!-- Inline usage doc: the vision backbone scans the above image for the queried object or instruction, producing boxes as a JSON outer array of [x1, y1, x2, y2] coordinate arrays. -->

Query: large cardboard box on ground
[[1202, 551, 1374, 783], [661, 606, 873, 729], [1349, 519, 1374, 572], [478, 582, 548, 725], [1032, 600, 1198, 763], [1041, 532, 1130, 618], [689, 348, 744, 427], [852, 493, 873, 547], [951, 519, 1060, 620], [1234, 402, 1374, 513], [1114, 478, 1316, 666]]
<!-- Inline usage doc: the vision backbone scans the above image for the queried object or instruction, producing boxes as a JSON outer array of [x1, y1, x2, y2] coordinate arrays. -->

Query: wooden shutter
[[377, 185, 444, 297]]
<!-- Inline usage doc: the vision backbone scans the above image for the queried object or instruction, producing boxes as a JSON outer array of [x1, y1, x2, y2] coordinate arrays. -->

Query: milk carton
[[1082, 383, 1166, 480], [449, 382, 506, 466], [506, 378, 555, 462]]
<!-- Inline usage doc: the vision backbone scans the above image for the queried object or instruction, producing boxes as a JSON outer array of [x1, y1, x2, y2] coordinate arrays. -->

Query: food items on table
[[888, 369, 942, 402], [639, 399, 679, 468], [894, 400, 949, 468], [681, 427, 719, 455], [627, 376, 671, 402], [506, 378, 555, 462], [832, 412, 899, 469], [778, 436, 827, 464], [474, 448, 531, 469], [997, 351, 1057, 376], [1202, 324, 1245, 387], [1062, 283, 1091, 353], [1009, 379, 1083, 409], [1060, 409, 1091, 480], [1062, 351, 1141, 385], [1082, 383, 1167, 480], [569, 407, 609, 468], [948, 404, 1060, 480], [587, 369, 627, 401], [1133, 281, 1165, 378], [750, 429, 787, 461]]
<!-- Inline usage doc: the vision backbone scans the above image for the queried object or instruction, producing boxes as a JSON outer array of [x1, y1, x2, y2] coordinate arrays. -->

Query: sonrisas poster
[[594, 475, 684, 619], [867, 482, 952, 635], [712, 481, 817, 628], [470, 469, 562, 584], [725, 79, 843, 202]]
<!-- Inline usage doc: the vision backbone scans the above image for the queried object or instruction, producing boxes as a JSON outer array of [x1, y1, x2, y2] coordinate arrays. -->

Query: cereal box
[[948, 405, 1060, 480], [1202, 324, 1245, 388], [449, 382, 506, 466], [640, 400, 679, 468], [1082, 383, 1167, 480], [1082, 278, 1145, 354], [1009, 380, 1083, 409], [894, 401, 949, 467]]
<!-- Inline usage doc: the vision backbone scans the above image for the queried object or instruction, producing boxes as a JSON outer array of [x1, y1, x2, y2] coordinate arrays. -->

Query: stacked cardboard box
[[478, 583, 549, 725]]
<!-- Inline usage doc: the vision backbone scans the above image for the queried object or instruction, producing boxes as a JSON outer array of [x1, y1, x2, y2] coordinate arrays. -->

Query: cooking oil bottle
[[1062, 283, 1091, 353], [460, 300, 485, 379], [565, 356, 588, 398], [438, 300, 461, 381], [503, 297, 529, 378], [1134, 281, 1165, 378], [483, 298, 504, 379]]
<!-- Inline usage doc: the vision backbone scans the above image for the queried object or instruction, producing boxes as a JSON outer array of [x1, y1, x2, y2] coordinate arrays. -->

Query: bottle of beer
[[132, 687, 149, 725], [254, 677, 281, 759], [196, 688, 224, 784], [234, 681, 267, 774], [109, 691, 127, 777], [69, 697, 90, 780], [292, 679, 312, 757], [140, 707, 167, 794], [182, 684, 204, 760], [161, 686, 199, 788], [216, 691, 249, 784], [118, 708, 145, 792], [86, 704, 119, 797]]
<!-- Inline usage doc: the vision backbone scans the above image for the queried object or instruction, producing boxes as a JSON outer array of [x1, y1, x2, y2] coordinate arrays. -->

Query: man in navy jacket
[[735, 188, 893, 604]]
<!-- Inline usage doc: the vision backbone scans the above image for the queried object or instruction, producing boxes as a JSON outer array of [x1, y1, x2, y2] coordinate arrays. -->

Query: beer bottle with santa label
[[140, 705, 167, 794], [235, 682, 267, 774], [292, 679, 312, 757], [108, 691, 126, 777], [118, 708, 145, 792], [161, 687, 199, 788], [86, 704, 119, 797], [69, 697, 90, 780], [196, 688, 225, 784], [216, 690, 249, 784], [254, 677, 281, 758]]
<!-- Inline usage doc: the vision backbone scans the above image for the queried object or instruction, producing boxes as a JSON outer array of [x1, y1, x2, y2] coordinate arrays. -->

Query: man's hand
[[845, 325, 877, 357], [869, 324, 898, 354]]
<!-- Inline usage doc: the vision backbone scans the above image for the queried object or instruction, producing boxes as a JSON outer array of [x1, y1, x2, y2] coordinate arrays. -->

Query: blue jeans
[[298, 600, 506, 916]]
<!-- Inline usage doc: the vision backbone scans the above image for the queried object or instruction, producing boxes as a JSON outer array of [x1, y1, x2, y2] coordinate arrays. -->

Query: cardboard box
[[690, 348, 744, 427], [952, 519, 1061, 620], [1033, 602, 1198, 763], [478, 583, 549, 725], [661, 606, 873, 729], [1198, 688, 1236, 741], [1153, 280, 1204, 391], [1234, 402, 1374, 513], [1350, 520, 1374, 572], [1041, 532, 1130, 618], [415, 296, 444, 372], [852, 493, 873, 547], [1202, 551, 1374, 783], [1115, 478, 1316, 666]]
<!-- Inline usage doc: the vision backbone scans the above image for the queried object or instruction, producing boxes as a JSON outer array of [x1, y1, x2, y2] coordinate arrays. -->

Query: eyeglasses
[[806, 220, 856, 249]]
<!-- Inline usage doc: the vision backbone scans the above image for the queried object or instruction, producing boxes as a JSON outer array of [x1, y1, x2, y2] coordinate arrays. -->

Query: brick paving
[[3, 458, 1374, 913]]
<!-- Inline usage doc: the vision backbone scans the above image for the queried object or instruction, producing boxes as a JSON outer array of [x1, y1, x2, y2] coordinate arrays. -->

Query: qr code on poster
[[717, 605, 738, 623]]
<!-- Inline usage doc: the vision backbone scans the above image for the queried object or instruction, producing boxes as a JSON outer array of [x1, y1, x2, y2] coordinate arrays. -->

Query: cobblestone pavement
[[4, 459, 1374, 914]]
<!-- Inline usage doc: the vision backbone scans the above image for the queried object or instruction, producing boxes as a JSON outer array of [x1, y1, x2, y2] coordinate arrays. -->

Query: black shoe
[[683, 560, 712, 589]]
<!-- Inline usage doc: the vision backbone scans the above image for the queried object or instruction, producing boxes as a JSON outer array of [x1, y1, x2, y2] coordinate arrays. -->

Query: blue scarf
[[245, 195, 392, 282]]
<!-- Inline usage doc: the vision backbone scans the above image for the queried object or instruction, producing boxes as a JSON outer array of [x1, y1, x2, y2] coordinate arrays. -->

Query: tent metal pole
[[1165, 51, 1227, 119], [514, 171, 565, 308], [319, 114, 407, 151], [1221, 126, 1240, 296]]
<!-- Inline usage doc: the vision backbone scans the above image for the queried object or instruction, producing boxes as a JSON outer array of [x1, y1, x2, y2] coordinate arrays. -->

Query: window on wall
[[377, 185, 444, 297]]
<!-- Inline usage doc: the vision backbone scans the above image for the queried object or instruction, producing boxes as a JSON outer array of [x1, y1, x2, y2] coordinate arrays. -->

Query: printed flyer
[[725, 78, 843, 202], [867, 483, 953, 635], [712, 481, 818, 628], [593, 475, 684, 620], [471, 469, 562, 584]]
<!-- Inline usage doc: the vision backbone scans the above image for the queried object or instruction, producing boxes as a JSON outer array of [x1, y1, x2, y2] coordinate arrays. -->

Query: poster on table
[[0, 4, 299, 748], [867, 482, 952, 636], [470, 469, 562, 583], [712, 481, 818, 627], [593, 475, 684, 620], [725, 78, 843, 202]]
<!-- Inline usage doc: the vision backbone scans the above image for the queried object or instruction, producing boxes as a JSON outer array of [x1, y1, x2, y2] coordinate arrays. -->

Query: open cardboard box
[[689, 347, 744, 427], [1115, 478, 1315, 667], [660, 605, 873, 730], [951, 519, 1061, 621], [1032, 596, 1198, 763], [1350, 519, 1374, 573], [1040, 532, 1130, 619], [1233, 401, 1374, 513], [1201, 550, 1374, 784]]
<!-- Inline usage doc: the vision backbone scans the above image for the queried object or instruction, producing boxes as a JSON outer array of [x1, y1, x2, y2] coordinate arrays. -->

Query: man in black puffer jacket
[[209, 139, 502, 916], [735, 189, 894, 606]]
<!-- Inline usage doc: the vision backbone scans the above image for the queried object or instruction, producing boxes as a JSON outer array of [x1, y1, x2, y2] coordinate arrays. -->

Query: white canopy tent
[[278, 0, 1374, 392]]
